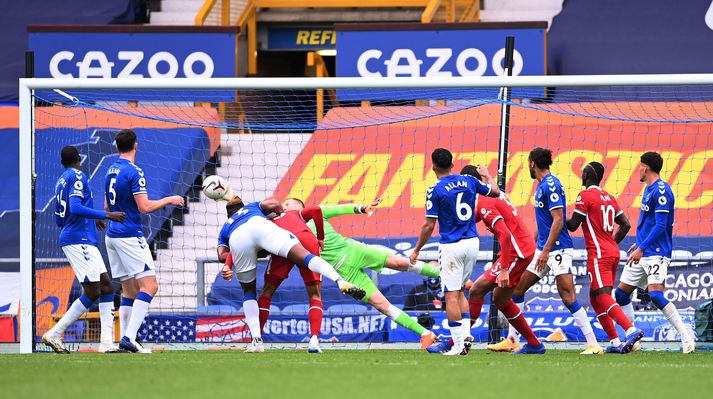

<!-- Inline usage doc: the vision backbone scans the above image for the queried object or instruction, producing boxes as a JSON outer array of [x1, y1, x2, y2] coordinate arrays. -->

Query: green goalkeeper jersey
[[306, 204, 363, 266]]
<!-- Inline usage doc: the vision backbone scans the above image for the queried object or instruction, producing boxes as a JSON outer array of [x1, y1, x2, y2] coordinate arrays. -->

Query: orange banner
[[274, 103, 713, 239], [1, 105, 221, 155], [35, 266, 75, 337]]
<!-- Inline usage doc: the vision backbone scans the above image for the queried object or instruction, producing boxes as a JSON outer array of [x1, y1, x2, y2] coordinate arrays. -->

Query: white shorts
[[62, 244, 107, 283], [228, 217, 300, 283], [105, 236, 156, 281], [620, 255, 670, 289], [526, 248, 574, 279], [439, 236, 480, 292]]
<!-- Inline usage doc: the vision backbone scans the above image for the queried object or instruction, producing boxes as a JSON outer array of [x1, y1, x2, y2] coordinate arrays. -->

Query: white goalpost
[[18, 74, 713, 353]]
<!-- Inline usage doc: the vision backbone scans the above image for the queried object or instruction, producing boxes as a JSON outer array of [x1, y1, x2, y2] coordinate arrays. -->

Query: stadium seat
[[197, 305, 239, 316], [325, 304, 369, 315], [280, 304, 309, 315]]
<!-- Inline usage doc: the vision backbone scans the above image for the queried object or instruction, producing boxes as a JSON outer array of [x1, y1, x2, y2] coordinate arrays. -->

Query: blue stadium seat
[[280, 304, 309, 314], [197, 305, 239, 316], [325, 304, 369, 314]]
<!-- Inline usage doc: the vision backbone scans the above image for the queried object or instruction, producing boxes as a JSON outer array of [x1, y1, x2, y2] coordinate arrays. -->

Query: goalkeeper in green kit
[[282, 198, 441, 349]]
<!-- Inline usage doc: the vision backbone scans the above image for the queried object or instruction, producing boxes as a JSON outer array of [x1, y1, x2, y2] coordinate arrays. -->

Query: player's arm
[[635, 211, 667, 253], [566, 212, 584, 232], [475, 165, 501, 198], [300, 206, 325, 241], [217, 245, 230, 263], [135, 194, 184, 214], [411, 190, 439, 263], [613, 211, 631, 244], [411, 217, 436, 264], [259, 198, 282, 217], [320, 199, 380, 219], [491, 218, 514, 264], [69, 195, 125, 222], [567, 191, 587, 232]]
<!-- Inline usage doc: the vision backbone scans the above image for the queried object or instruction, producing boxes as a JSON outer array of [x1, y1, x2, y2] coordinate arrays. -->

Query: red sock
[[257, 296, 271, 333], [308, 298, 323, 337], [469, 298, 484, 327], [591, 295, 618, 341], [498, 300, 540, 346], [597, 293, 633, 331]]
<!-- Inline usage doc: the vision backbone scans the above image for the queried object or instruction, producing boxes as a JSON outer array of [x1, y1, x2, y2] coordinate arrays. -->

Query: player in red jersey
[[258, 198, 326, 353], [566, 161, 643, 353], [426, 165, 544, 354]]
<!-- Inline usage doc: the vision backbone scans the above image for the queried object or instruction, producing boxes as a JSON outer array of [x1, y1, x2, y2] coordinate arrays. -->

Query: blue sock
[[120, 297, 135, 307], [244, 292, 257, 301], [649, 291, 669, 310], [99, 294, 114, 303], [566, 300, 582, 314], [78, 294, 93, 308], [614, 287, 631, 306], [448, 321, 462, 327], [512, 294, 525, 304]]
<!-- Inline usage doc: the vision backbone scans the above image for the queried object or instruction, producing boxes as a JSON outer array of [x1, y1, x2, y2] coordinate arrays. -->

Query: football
[[202, 175, 229, 200]]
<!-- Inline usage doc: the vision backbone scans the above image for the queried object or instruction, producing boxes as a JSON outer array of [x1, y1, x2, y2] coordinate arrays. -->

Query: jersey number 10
[[600, 204, 616, 232]]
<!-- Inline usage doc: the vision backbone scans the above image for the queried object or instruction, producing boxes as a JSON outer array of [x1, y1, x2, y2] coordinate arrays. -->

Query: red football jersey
[[574, 186, 623, 259], [271, 207, 324, 241], [476, 194, 536, 259]]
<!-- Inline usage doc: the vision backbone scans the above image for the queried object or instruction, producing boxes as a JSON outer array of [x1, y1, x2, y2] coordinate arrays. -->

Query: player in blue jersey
[[42, 146, 126, 354], [104, 129, 185, 353], [505, 148, 601, 355], [615, 151, 695, 353], [410, 148, 500, 356], [217, 195, 365, 353]]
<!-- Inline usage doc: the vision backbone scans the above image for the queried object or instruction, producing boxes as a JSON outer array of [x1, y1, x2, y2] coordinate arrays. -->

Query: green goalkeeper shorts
[[332, 242, 390, 303]]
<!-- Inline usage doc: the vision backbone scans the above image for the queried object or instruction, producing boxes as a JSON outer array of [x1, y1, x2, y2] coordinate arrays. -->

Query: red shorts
[[265, 232, 322, 286], [484, 254, 533, 288], [587, 256, 620, 291]]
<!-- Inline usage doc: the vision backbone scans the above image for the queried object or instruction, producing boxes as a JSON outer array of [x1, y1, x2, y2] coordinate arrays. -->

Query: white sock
[[508, 301, 524, 342], [243, 298, 261, 339], [124, 293, 152, 341], [50, 295, 91, 336], [385, 304, 401, 322], [572, 307, 598, 346], [461, 317, 471, 339], [662, 302, 691, 341], [621, 302, 635, 324], [98, 296, 115, 345], [625, 326, 638, 335], [119, 299, 133, 338], [407, 262, 424, 274], [305, 254, 341, 282], [449, 319, 464, 347], [610, 338, 622, 347]]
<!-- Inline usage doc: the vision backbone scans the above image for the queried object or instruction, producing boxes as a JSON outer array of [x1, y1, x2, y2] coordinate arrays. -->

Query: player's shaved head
[[460, 165, 482, 181], [431, 148, 453, 172], [60, 145, 81, 167], [640, 151, 663, 174], [226, 195, 244, 218], [583, 161, 605, 186], [115, 129, 137, 153]]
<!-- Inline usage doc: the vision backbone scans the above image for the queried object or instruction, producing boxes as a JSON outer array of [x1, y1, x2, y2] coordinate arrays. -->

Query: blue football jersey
[[217, 201, 269, 248], [533, 173, 573, 251], [636, 179, 674, 257], [425, 174, 492, 244], [105, 158, 147, 238], [54, 168, 98, 247]]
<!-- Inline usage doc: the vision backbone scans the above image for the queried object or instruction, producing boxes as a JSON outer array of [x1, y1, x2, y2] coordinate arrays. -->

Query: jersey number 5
[[108, 178, 117, 206]]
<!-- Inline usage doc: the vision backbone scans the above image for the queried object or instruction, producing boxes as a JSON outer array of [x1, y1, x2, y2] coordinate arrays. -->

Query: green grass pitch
[[1, 350, 712, 399]]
